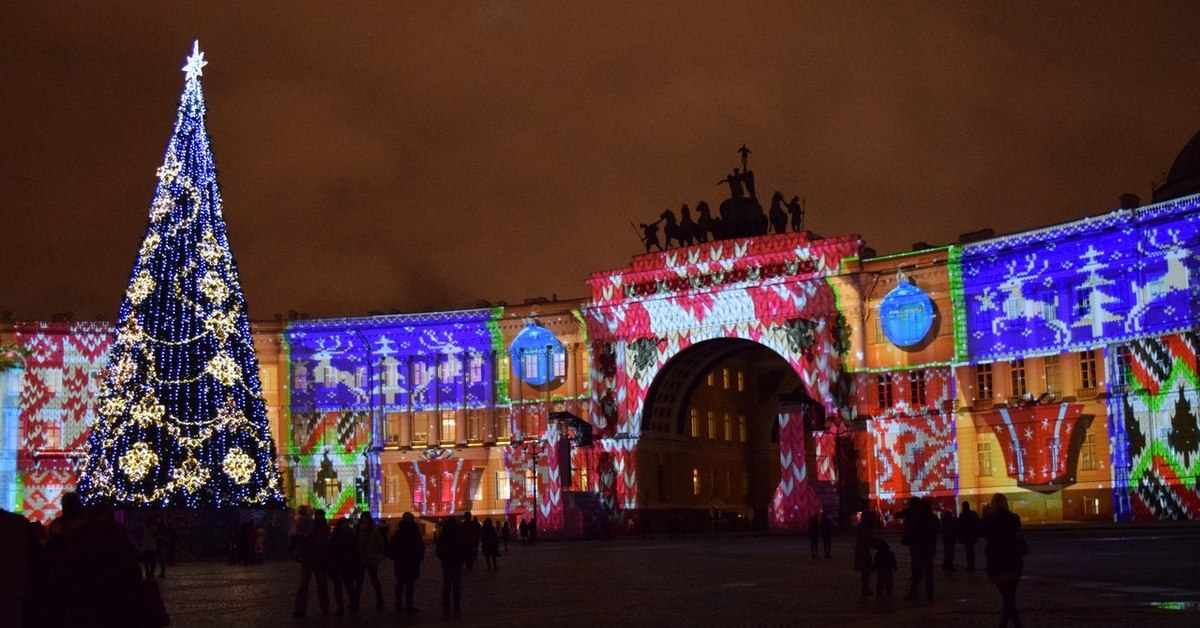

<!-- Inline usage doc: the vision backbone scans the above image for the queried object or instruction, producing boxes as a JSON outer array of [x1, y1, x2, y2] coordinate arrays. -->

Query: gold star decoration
[[127, 271, 156, 305], [198, 270, 229, 303], [131, 394, 166, 427], [173, 453, 208, 494], [206, 352, 241, 386], [205, 310, 238, 342], [222, 448, 256, 484], [119, 442, 159, 482]]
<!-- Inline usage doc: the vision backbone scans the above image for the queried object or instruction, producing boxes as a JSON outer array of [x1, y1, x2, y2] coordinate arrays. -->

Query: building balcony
[[972, 398, 995, 412], [1077, 386, 1101, 399]]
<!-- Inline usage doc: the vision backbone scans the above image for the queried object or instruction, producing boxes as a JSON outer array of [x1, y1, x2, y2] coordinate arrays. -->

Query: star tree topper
[[182, 40, 207, 81]]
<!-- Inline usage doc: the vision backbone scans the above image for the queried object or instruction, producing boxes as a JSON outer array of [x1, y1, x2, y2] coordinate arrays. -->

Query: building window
[[1081, 433, 1098, 471], [707, 411, 716, 439], [706, 372, 714, 386], [1114, 346, 1133, 390], [1080, 350, 1098, 389], [385, 474, 398, 504], [412, 412, 429, 445], [873, 314, 884, 344], [876, 374, 893, 409], [522, 353, 539, 380], [737, 371, 745, 392], [469, 355, 484, 383], [977, 441, 993, 477], [439, 357, 458, 382], [692, 468, 701, 496], [722, 368, 730, 389], [723, 413, 732, 441], [496, 410, 511, 442], [385, 413, 401, 444], [496, 471, 511, 501], [412, 361, 427, 387], [354, 366, 367, 389], [1010, 359, 1027, 398], [468, 410, 483, 442], [976, 363, 993, 399], [573, 465, 589, 492], [44, 419, 63, 450], [440, 411, 457, 444], [1044, 355, 1061, 396], [738, 415, 747, 443], [553, 351, 566, 379], [689, 408, 700, 438], [909, 370, 927, 406], [469, 468, 484, 502]]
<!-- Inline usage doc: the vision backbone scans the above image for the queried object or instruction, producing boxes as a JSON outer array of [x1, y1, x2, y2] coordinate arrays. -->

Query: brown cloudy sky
[[3, 1, 1200, 320]]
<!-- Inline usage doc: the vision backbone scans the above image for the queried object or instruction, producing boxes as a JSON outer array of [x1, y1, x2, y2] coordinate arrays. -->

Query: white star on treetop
[[183, 40, 207, 81]]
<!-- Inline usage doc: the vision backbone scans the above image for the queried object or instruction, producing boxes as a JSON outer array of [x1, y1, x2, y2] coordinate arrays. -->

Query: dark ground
[[158, 526, 1200, 627]]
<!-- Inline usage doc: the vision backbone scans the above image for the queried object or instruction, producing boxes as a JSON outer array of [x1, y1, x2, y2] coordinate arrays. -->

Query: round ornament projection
[[510, 322, 565, 385], [879, 281, 935, 347]]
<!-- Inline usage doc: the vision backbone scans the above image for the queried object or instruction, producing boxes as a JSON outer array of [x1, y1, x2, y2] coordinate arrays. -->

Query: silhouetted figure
[[353, 513, 386, 610], [462, 512, 481, 571], [958, 501, 981, 572], [289, 505, 313, 560], [500, 520, 510, 553], [899, 497, 939, 602], [386, 512, 425, 613], [807, 513, 820, 559], [238, 521, 255, 565], [983, 493, 1025, 628], [820, 513, 834, 558], [940, 510, 958, 571], [640, 221, 663, 253], [769, 191, 788, 234], [328, 518, 359, 615], [293, 510, 330, 617], [742, 168, 758, 201], [0, 507, 36, 626], [718, 168, 746, 199], [694, 201, 715, 242], [677, 204, 696, 247], [58, 504, 147, 628], [518, 519, 529, 545], [660, 209, 688, 249], [436, 516, 466, 616], [44, 492, 86, 582], [481, 519, 500, 570], [853, 510, 878, 595], [787, 196, 804, 232], [737, 144, 752, 171], [139, 516, 160, 580], [873, 541, 898, 597]]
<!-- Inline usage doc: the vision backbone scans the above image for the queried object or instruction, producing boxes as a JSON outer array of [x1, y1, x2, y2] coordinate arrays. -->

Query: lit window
[[689, 408, 700, 438], [44, 419, 63, 450], [1044, 355, 1061, 395], [468, 410, 483, 442], [692, 468, 701, 496], [738, 415, 746, 442], [553, 351, 567, 378], [737, 371, 745, 392], [496, 471, 511, 500], [909, 370, 927, 406], [976, 364, 993, 399], [469, 355, 484, 383], [440, 410, 457, 443], [385, 475, 398, 504], [707, 372, 714, 386], [385, 413, 401, 444], [469, 468, 484, 502], [439, 356, 458, 382], [412, 362, 427, 387], [1081, 433, 1097, 471], [355, 366, 367, 388], [1080, 350, 1098, 389], [876, 374, 894, 408], [1010, 359, 1026, 397], [723, 413, 732, 441], [412, 412, 429, 446], [722, 368, 730, 389], [707, 411, 716, 439], [976, 441, 993, 476], [523, 353, 539, 380]]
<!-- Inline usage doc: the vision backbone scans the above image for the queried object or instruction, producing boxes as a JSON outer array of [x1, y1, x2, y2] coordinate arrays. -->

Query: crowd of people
[[290, 507, 519, 618], [853, 493, 1028, 628]]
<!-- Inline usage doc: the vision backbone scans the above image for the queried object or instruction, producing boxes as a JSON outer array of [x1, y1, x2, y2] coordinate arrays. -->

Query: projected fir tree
[[78, 42, 284, 508]]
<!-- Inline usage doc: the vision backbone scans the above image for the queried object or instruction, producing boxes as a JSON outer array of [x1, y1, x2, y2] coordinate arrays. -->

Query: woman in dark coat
[[436, 516, 466, 615], [327, 518, 359, 615], [386, 512, 425, 612], [982, 493, 1025, 628], [480, 519, 500, 571], [852, 510, 878, 595]]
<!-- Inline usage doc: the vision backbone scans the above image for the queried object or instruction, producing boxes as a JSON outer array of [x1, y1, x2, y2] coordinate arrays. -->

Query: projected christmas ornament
[[879, 274, 935, 347], [511, 322, 566, 386], [77, 42, 284, 508]]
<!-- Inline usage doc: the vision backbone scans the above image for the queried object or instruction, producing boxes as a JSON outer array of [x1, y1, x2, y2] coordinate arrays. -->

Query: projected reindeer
[[1127, 228, 1193, 332], [979, 254, 1070, 345]]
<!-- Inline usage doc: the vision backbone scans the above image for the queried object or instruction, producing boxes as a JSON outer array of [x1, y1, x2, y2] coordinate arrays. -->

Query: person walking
[[480, 519, 500, 571], [328, 518, 359, 615], [940, 509, 958, 571], [807, 513, 820, 559], [900, 497, 939, 601], [500, 520, 510, 553], [852, 511, 878, 595], [353, 513, 386, 610], [983, 493, 1026, 628], [436, 516, 467, 616], [386, 512, 425, 613], [293, 510, 330, 618], [958, 501, 981, 572], [820, 512, 834, 558]]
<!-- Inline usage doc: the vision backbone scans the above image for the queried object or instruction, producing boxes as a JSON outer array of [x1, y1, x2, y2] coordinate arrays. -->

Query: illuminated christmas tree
[[78, 42, 284, 508]]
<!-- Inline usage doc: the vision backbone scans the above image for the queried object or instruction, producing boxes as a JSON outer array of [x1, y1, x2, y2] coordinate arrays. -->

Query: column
[[485, 350, 497, 443]]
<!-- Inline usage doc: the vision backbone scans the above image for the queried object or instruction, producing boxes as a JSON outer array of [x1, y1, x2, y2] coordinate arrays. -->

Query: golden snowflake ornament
[[205, 310, 238, 342], [222, 447, 256, 484], [119, 442, 158, 482], [206, 352, 241, 386], [173, 454, 208, 494], [131, 394, 166, 426], [198, 229, 223, 266], [198, 270, 229, 303], [128, 270, 155, 304]]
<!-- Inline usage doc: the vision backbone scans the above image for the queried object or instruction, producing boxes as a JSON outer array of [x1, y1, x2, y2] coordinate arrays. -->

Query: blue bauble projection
[[879, 281, 935, 347], [510, 322, 565, 385]]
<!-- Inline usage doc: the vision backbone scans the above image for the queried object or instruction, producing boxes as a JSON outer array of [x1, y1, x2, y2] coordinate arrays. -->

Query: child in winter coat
[[873, 541, 898, 597]]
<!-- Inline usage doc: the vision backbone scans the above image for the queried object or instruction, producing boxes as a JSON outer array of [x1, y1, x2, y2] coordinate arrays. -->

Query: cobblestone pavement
[[158, 529, 1200, 627]]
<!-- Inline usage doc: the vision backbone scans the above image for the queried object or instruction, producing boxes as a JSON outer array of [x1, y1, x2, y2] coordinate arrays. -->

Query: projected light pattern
[[1110, 332, 1200, 520], [13, 323, 112, 521], [975, 403, 1093, 490], [961, 197, 1200, 362], [769, 409, 822, 531]]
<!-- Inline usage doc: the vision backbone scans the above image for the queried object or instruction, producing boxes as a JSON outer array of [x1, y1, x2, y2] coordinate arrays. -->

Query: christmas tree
[[78, 42, 284, 508]]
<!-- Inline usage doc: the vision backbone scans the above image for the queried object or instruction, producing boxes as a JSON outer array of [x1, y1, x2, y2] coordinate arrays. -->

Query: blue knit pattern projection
[[961, 196, 1200, 362], [78, 43, 285, 508]]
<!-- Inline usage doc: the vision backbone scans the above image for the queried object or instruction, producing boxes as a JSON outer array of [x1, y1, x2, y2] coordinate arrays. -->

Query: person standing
[[462, 512, 481, 571], [436, 516, 466, 616], [983, 493, 1025, 628], [900, 497, 939, 601], [499, 520, 510, 553], [293, 510, 330, 618], [819, 512, 834, 559], [328, 518, 359, 615], [353, 513, 386, 610], [59, 504, 158, 628], [940, 509, 958, 571], [480, 519, 500, 571], [807, 513, 820, 559], [852, 511, 878, 595], [958, 501, 980, 572], [386, 512, 425, 613], [139, 516, 159, 580], [873, 541, 898, 597]]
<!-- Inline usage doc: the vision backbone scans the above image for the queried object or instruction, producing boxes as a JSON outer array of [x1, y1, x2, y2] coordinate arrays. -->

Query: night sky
[[3, 2, 1200, 321]]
